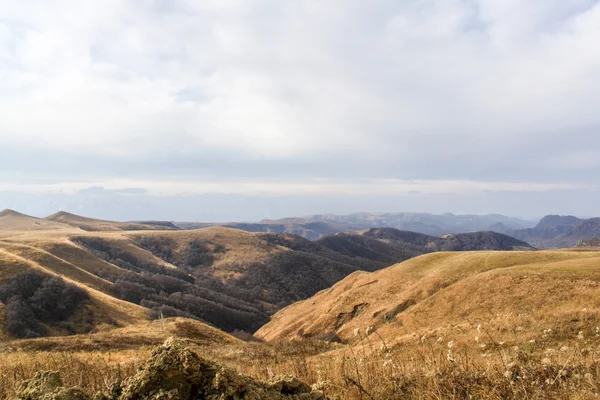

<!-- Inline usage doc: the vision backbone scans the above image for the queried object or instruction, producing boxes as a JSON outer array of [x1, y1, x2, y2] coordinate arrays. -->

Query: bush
[[29, 277, 88, 321], [0, 271, 90, 338], [4, 296, 45, 338]]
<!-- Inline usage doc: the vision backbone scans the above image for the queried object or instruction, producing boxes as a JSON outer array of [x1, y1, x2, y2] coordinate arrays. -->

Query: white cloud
[[1, 0, 600, 219], [0, 177, 591, 197], [1, 1, 599, 155]]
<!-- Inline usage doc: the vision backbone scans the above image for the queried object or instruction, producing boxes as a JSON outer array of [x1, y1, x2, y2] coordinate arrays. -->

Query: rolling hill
[[0, 219, 385, 336], [45, 211, 179, 232], [0, 211, 536, 338], [314, 228, 534, 264], [256, 250, 600, 345], [0, 209, 73, 232]]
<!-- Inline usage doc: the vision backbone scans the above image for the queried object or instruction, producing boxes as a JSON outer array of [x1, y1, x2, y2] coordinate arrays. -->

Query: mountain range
[[177, 212, 600, 250], [177, 212, 537, 240]]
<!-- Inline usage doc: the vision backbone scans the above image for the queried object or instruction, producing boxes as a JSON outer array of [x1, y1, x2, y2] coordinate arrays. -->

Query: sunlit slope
[[0, 226, 384, 335], [0, 242, 149, 335], [256, 250, 600, 343], [0, 228, 246, 345], [45, 211, 177, 232]]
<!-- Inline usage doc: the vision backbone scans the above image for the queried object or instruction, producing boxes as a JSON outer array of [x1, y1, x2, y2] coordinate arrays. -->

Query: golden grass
[[0, 317, 244, 398], [2, 329, 599, 399], [257, 250, 600, 343], [0, 210, 73, 232], [38, 240, 127, 280], [0, 349, 147, 397], [2, 244, 114, 293]]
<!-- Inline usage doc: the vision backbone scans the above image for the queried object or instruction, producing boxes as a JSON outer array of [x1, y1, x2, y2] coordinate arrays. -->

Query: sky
[[1, 0, 600, 221]]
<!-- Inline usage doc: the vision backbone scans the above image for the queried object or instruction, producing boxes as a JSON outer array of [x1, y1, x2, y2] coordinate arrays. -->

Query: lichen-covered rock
[[108, 338, 326, 400], [16, 339, 326, 400], [15, 371, 90, 400]]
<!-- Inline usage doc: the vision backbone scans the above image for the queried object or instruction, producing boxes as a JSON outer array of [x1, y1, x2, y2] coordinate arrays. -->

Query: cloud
[[1, 0, 600, 218], [114, 187, 149, 194], [0, 179, 592, 197]]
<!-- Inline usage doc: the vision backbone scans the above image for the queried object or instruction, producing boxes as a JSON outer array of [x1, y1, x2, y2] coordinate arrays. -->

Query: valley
[[1, 210, 599, 399]]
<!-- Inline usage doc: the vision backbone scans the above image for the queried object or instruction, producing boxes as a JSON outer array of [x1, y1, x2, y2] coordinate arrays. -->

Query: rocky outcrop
[[15, 338, 326, 400], [576, 237, 600, 248], [15, 371, 89, 400]]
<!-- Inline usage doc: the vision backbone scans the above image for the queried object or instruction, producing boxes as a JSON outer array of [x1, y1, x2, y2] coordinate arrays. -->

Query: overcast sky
[[1, 0, 600, 221]]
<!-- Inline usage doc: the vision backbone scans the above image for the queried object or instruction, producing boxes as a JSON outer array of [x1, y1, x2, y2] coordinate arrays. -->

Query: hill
[[45, 211, 178, 232], [256, 250, 600, 343], [511, 215, 600, 248], [0, 209, 73, 232], [0, 226, 385, 336], [315, 228, 534, 264]]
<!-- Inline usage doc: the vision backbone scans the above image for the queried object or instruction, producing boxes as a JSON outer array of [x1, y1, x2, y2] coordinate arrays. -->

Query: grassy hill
[[45, 211, 178, 232], [0, 209, 73, 232], [256, 249, 600, 344], [0, 221, 384, 336]]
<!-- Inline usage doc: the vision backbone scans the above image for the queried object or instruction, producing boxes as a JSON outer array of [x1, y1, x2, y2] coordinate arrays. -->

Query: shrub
[[0, 271, 90, 338]]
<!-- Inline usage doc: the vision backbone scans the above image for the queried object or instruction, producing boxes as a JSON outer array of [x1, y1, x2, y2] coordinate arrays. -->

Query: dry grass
[[223, 326, 600, 399], [0, 317, 241, 398], [2, 330, 599, 399], [257, 250, 600, 343], [0, 349, 147, 397], [129, 227, 280, 281], [0, 210, 74, 232]]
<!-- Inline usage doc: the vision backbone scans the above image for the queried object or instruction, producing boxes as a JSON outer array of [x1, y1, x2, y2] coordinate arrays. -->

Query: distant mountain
[[262, 212, 536, 236], [511, 215, 600, 249], [175, 221, 339, 240], [315, 228, 534, 264], [534, 215, 582, 230], [178, 212, 536, 240]]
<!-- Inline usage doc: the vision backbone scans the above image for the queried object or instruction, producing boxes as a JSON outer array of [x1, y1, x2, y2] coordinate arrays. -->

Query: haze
[[2, 0, 600, 221]]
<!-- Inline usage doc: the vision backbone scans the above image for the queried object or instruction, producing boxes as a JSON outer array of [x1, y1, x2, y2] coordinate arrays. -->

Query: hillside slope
[[256, 250, 600, 344], [0, 226, 385, 336], [0, 210, 73, 232], [315, 228, 534, 264]]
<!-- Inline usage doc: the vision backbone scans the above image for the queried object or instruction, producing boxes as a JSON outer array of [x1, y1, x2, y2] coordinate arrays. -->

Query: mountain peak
[[535, 215, 581, 230], [0, 209, 31, 218]]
